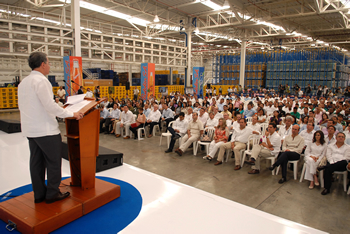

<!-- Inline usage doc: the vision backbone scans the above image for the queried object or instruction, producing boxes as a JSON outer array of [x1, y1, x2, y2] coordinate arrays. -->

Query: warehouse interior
[[0, 0, 350, 233]]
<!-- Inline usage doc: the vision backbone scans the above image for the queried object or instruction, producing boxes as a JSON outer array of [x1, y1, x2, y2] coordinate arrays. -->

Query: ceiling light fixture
[[194, 27, 200, 34], [154, 15, 160, 23]]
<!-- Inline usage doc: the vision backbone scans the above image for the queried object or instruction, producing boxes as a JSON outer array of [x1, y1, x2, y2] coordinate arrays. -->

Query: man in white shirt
[[175, 112, 204, 156], [105, 103, 121, 134], [205, 112, 218, 128], [55, 97, 63, 107], [99, 104, 110, 133], [133, 87, 139, 101], [85, 88, 93, 98], [57, 86, 66, 104], [264, 102, 276, 116], [145, 104, 162, 137], [18, 52, 83, 204], [217, 99, 225, 112], [143, 103, 151, 118], [249, 116, 262, 134], [185, 107, 193, 122], [246, 123, 281, 174], [213, 107, 223, 120], [318, 132, 350, 195], [198, 108, 208, 127], [161, 104, 174, 131], [278, 116, 293, 140], [299, 122, 316, 147], [165, 112, 188, 153], [115, 106, 134, 139], [215, 119, 259, 169]]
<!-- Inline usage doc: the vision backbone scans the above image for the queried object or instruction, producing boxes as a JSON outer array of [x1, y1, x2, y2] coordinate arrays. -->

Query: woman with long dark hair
[[304, 131, 326, 189]]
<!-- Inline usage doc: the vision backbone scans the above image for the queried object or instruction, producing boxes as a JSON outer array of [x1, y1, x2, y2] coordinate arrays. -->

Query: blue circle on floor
[[0, 176, 143, 233]]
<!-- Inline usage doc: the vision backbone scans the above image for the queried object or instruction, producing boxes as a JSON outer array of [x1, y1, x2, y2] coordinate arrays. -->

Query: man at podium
[[18, 52, 84, 204]]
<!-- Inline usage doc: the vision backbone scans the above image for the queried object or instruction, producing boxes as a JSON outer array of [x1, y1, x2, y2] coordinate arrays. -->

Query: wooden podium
[[0, 98, 121, 233]]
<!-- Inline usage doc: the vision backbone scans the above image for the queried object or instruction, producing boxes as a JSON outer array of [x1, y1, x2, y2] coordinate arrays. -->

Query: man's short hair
[[239, 118, 246, 123], [286, 116, 293, 122], [337, 132, 346, 138], [179, 112, 185, 117], [28, 52, 47, 70], [192, 112, 198, 116], [269, 123, 277, 129], [327, 125, 336, 131]]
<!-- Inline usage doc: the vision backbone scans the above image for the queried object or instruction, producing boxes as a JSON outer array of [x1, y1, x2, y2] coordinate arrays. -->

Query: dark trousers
[[168, 127, 181, 151], [274, 151, 300, 179], [27, 134, 62, 200], [145, 121, 158, 134], [324, 160, 348, 190], [59, 98, 65, 104], [100, 119, 106, 133], [129, 124, 144, 139], [160, 118, 174, 131], [134, 94, 138, 101], [104, 118, 114, 133]]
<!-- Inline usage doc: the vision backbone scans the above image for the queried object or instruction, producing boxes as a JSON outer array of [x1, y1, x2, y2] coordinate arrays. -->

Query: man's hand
[[265, 131, 270, 137], [147, 120, 151, 123], [120, 123, 124, 128], [73, 112, 84, 120], [231, 142, 235, 150], [175, 129, 180, 133], [310, 156, 317, 162], [162, 118, 165, 121], [347, 163, 350, 171], [285, 149, 290, 152], [188, 134, 191, 138]]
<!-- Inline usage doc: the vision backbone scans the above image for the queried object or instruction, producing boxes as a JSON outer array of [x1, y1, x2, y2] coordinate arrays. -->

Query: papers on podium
[[65, 94, 91, 112]]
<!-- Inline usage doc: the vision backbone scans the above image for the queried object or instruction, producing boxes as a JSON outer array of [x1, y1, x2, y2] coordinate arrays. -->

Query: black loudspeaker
[[207, 84, 211, 89], [61, 142, 123, 172], [126, 81, 130, 90], [0, 119, 21, 133]]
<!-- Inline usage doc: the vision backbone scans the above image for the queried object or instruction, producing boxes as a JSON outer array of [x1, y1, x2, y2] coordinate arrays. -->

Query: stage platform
[[0, 130, 327, 234]]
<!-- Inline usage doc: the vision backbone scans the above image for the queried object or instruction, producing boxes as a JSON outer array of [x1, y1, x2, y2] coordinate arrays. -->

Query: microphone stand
[[63, 80, 77, 95]]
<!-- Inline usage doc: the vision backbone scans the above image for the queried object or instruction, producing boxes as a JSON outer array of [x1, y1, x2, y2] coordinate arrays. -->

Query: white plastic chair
[[195, 127, 215, 156], [159, 121, 175, 147], [137, 125, 146, 140], [276, 160, 299, 180], [241, 135, 259, 167], [246, 117, 252, 123], [319, 170, 348, 192], [261, 123, 268, 135]]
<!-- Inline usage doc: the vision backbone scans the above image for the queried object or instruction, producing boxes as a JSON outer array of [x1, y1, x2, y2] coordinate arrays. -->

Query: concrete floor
[[1, 112, 349, 234]]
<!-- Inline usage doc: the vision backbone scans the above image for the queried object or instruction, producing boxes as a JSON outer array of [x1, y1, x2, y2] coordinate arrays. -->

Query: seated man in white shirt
[[198, 108, 208, 127], [249, 116, 262, 134], [99, 104, 109, 133], [160, 104, 174, 131], [145, 104, 162, 137], [105, 103, 121, 134], [55, 97, 63, 107], [213, 107, 223, 120], [215, 118, 259, 169], [185, 107, 193, 122], [318, 132, 350, 195], [115, 105, 134, 139], [299, 122, 316, 149], [205, 112, 218, 128], [278, 116, 293, 141], [165, 112, 188, 153], [143, 103, 151, 118], [246, 123, 281, 174], [175, 112, 204, 156]]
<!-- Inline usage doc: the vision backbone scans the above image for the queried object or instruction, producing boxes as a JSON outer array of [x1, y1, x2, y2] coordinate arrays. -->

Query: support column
[[71, 0, 81, 56], [239, 41, 246, 88], [128, 64, 132, 84], [186, 31, 192, 87], [170, 67, 173, 85]]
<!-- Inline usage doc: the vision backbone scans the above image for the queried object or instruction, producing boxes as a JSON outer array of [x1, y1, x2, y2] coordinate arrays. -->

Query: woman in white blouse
[[256, 108, 266, 123], [304, 130, 327, 189]]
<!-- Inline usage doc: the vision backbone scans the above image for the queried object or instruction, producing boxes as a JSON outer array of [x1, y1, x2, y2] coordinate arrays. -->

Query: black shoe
[[45, 192, 70, 204], [321, 189, 330, 195], [34, 197, 45, 203], [269, 165, 276, 171], [278, 178, 286, 184], [165, 149, 172, 153], [246, 158, 256, 165]]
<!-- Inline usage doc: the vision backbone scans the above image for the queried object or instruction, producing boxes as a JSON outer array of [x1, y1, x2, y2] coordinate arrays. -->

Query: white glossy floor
[[0, 131, 327, 234]]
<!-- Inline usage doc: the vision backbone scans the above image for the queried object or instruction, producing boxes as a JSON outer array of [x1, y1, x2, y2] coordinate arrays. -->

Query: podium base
[[0, 178, 120, 234]]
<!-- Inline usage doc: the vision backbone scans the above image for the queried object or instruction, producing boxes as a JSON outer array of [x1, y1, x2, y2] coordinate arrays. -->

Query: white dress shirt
[[264, 106, 276, 116], [173, 119, 188, 136], [185, 113, 193, 123], [299, 129, 316, 146], [214, 112, 223, 120], [326, 143, 350, 164], [198, 112, 208, 127], [206, 117, 218, 128], [231, 126, 254, 144], [120, 110, 134, 125], [109, 108, 121, 119], [147, 109, 161, 122], [278, 125, 292, 139], [85, 91, 93, 98], [18, 71, 73, 137], [249, 123, 261, 134], [57, 89, 66, 98], [261, 131, 282, 156]]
